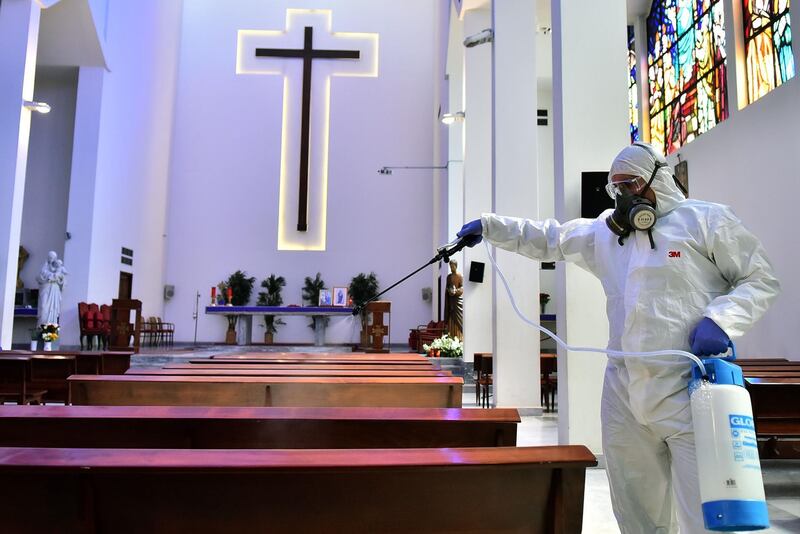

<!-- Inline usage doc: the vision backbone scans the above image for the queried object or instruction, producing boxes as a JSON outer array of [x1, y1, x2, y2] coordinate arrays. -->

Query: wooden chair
[[540, 353, 557, 412], [411, 321, 446, 353], [138, 317, 153, 347], [473, 353, 491, 405], [156, 317, 174, 347], [0, 357, 47, 405], [479, 354, 493, 408]]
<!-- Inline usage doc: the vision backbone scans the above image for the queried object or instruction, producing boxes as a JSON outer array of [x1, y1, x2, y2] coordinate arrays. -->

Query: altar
[[205, 306, 355, 346]]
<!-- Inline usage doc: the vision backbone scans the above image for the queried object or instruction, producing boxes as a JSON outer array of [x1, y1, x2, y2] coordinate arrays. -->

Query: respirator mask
[[606, 155, 667, 248]]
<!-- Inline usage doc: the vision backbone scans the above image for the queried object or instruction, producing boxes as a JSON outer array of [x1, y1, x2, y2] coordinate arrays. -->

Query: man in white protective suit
[[457, 142, 780, 533]]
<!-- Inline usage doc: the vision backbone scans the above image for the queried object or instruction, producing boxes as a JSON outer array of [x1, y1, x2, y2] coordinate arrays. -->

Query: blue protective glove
[[689, 317, 731, 356], [457, 219, 483, 247]]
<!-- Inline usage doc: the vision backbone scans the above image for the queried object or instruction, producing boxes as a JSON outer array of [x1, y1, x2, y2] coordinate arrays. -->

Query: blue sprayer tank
[[689, 346, 770, 531]]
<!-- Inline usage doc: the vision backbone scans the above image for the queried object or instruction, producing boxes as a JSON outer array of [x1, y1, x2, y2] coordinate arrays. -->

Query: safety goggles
[[605, 176, 648, 199]]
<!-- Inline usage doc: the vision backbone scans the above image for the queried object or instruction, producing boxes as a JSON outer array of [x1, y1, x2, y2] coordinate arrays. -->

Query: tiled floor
[[132, 345, 800, 533]]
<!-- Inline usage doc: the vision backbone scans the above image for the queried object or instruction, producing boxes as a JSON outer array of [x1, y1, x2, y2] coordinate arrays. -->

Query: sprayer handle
[[720, 341, 737, 361]]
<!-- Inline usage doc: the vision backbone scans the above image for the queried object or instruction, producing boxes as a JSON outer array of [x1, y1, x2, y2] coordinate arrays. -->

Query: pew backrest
[[0, 405, 518, 448], [0, 445, 596, 533]]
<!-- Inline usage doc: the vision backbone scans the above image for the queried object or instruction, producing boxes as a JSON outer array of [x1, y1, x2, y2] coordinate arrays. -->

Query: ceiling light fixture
[[23, 100, 51, 114], [441, 111, 465, 125]]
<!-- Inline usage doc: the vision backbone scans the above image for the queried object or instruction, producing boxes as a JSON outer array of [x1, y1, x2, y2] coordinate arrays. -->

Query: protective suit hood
[[608, 142, 685, 218]]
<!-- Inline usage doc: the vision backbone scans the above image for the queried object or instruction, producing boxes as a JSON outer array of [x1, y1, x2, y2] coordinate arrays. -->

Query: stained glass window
[[628, 26, 640, 143], [743, 0, 795, 103], [646, 0, 728, 154]]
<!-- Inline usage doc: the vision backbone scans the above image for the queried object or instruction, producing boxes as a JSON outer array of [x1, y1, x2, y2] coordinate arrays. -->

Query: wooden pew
[[0, 356, 46, 404], [167, 363, 442, 371], [203, 353, 432, 366], [0, 354, 75, 404], [0, 405, 518, 448], [69, 375, 463, 408], [745, 375, 800, 459], [193, 357, 433, 366], [127, 368, 452, 377], [1, 350, 131, 375], [212, 352, 429, 361], [0, 445, 596, 533]]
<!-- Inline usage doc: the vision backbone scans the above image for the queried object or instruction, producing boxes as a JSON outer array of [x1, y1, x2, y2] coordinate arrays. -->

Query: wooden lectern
[[362, 301, 390, 353], [109, 299, 142, 353]]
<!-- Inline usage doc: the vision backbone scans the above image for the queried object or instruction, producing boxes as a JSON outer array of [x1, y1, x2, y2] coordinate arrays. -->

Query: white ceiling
[[628, 0, 653, 21], [37, 0, 107, 68]]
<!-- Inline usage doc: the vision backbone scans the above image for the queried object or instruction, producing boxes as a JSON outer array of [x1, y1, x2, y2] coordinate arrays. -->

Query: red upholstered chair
[[83, 304, 105, 350], [413, 321, 446, 353], [99, 305, 112, 350], [78, 302, 91, 350]]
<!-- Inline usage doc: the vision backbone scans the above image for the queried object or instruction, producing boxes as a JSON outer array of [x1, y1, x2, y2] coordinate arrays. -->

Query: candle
[[227, 287, 233, 299], [211, 287, 217, 299]]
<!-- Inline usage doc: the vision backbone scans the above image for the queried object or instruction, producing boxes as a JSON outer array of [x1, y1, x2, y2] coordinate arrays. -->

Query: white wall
[[665, 77, 799, 361], [59, 0, 183, 345], [164, 0, 441, 344], [19, 67, 77, 289]]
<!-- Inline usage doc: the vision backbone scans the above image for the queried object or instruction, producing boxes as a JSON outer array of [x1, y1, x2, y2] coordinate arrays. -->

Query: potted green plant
[[540, 292, 551, 315], [29, 326, 41, 351], [217, 271, 255, 344], [302, 273, 327, 330], [349, 272, 379, 348], [225, 270, 256, 306], [257, 274, 286, 344]]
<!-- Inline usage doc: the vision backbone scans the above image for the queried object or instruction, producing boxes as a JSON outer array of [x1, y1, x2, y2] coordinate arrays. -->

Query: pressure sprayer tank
[[690, 355, 769, 531]]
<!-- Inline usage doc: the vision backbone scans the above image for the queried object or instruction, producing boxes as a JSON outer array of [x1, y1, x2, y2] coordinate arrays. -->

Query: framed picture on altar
[[333, 287, 348, 307], [318, 289, 332, 307]]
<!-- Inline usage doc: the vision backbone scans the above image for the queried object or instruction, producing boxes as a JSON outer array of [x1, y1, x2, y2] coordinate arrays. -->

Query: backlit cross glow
[[237, 9, 379, 251]]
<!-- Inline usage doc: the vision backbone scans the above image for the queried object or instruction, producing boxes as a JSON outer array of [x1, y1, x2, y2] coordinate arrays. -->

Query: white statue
[[37, 251, 67, 326]]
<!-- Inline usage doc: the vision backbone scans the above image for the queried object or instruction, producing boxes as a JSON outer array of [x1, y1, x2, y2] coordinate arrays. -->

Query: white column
[[725, 0, 746, 112], [60, 67, 105, 347], [491, 0, 540, 411], [552, 0, 628, 455], [634, 16, 650, 142], [461, 8, 494, 365], [446, 5, 465, 242], [0, 0, 41, 349]]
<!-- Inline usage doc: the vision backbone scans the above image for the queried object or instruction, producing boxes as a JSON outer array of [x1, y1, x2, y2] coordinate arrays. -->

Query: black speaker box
[[581, 171, 614, 218], [468, 261, 485, 283]]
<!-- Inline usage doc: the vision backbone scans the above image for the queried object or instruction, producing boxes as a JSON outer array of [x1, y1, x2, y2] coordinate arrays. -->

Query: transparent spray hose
[[481, 241, 708, 377]]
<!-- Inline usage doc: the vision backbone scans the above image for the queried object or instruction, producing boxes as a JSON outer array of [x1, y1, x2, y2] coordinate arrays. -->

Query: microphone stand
[[352, 239, 470, 316]]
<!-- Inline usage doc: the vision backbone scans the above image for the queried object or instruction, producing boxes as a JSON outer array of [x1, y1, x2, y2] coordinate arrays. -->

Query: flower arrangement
[[423, 334, 463, 358], [40, 323, 59, 342]]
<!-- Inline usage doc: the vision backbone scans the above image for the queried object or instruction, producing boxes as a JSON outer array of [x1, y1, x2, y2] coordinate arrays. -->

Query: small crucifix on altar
[[237, 9, 378, 251]]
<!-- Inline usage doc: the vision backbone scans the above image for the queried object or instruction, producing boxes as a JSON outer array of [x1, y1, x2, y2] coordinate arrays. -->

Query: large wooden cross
[[255, 26, 358, 232], [237, 10, 378, 250]]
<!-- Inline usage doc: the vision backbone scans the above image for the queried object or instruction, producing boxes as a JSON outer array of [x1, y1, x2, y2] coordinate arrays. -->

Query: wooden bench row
[[69, 375, 464, 408], [0, 405, 519, 448], [739, 358, 800, 459], [0, 445, 596, 533]]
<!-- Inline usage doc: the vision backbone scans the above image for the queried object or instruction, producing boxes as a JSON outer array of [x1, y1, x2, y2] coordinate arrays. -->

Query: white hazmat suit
[[479, 144, 779, 533]]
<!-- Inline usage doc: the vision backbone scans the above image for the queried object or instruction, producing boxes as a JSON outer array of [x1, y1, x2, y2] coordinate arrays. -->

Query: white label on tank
[[729, 414, 760, 469]]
